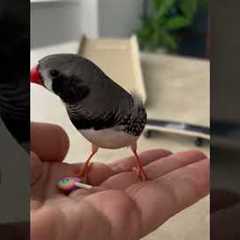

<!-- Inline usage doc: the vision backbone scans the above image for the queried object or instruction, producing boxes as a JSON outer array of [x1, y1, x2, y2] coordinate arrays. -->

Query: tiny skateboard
[[144, 119, 210, 147]]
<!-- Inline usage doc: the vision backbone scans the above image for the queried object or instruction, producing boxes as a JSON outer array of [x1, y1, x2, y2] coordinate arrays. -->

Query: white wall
[[80, 0, 99, 37], [31, 0, 143, 49], [31, 0, 98, 48], [31, 1, 82, 48], [98, 0, 143, 37]]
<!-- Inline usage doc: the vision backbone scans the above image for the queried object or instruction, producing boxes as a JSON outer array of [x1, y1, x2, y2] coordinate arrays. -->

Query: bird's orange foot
[[74, 163, 94, 184], [132, 166, 149, 181]]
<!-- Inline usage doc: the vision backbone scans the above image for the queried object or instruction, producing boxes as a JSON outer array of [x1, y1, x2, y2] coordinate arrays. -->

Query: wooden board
[[78, 35, 146, 103]]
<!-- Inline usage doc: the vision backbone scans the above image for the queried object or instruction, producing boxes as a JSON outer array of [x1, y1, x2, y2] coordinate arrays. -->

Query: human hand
[[31, 122, 209, 240]]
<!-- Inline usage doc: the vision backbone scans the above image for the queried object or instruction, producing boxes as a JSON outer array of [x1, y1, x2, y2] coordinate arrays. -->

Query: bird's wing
[[64, 72, 135, 130]]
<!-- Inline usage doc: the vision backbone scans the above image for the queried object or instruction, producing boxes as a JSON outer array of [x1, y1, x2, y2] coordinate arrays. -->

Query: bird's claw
[[74, 163, 94, 184]]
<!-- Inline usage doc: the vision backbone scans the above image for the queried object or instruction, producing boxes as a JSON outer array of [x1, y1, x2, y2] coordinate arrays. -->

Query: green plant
[[137, 0, 207, 52]]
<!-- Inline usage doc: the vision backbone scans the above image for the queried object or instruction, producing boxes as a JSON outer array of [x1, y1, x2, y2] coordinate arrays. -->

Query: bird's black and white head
[[30, 54, 93, 104]]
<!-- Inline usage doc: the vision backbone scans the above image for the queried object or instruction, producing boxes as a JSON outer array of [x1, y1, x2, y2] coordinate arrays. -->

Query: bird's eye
[[49, 69, 60, 78]]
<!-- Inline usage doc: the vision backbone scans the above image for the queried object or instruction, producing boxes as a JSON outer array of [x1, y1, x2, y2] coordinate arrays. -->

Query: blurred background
[[31, 0, 208, 57], [31, 1, 209, 240]]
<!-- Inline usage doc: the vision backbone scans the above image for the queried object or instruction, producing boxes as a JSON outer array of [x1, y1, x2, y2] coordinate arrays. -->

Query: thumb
[[31, 122, 70, 162]]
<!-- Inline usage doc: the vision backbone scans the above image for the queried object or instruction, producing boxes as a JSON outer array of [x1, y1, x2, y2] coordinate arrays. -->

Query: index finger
[[31, 122, 70, 162]]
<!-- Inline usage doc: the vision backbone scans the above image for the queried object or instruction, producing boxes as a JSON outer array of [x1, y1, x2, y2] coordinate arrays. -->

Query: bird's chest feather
[[79, 128, 138, 149]]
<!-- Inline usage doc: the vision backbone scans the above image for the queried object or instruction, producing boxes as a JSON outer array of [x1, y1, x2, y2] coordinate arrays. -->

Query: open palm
[[31, 123, 209, 240]]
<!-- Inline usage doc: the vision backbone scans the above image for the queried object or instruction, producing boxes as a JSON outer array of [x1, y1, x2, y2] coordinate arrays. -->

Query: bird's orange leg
[[131, 143, 148, 181], [77, 144, 98, 182]]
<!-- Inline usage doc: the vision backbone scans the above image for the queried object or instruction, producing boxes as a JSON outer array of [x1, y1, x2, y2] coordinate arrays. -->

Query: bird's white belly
[[80, 128, 138, 149]]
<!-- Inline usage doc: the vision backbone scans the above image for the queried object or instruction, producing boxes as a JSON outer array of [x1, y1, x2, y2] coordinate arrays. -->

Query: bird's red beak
[[30, 65, 43, 85]]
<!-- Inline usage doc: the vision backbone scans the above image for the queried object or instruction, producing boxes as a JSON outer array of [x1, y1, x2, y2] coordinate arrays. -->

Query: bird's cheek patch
[[51, 73, 90, 104], [62, 85, 90, 104]]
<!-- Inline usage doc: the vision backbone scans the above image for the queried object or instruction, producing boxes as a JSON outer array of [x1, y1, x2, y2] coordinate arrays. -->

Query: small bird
[[30, 54, 148, 181]]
